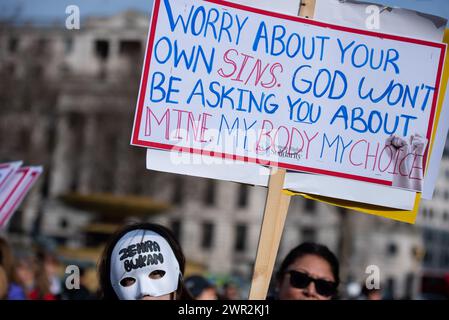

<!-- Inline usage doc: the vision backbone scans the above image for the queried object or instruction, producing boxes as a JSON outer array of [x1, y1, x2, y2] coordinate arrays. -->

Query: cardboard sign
[[0, 166, 42, 227], [314, 0, 447, 42], [313, 0, 449, 200], [227, 0, 301, 16], [146, 148, 417, 210], [284, 188, 422, 224], [0, 161, 22, 191], [145, 1, 449, 219], [423, 29, 449, 199], [132, 0, 446, 192]]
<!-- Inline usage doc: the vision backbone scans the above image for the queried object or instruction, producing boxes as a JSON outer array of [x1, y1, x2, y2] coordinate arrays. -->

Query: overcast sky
[[1, 0, 448, 22]]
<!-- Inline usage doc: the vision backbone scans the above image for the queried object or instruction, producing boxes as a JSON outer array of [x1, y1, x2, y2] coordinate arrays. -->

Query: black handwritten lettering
[[123, 253, 165, 272], [119, 241, 161, 261]]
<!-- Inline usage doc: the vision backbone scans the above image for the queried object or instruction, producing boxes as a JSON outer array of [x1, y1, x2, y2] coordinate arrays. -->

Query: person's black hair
[[184, 275, 214, 298], [98, 222, 193, 300], [276, 242, 340, 290]]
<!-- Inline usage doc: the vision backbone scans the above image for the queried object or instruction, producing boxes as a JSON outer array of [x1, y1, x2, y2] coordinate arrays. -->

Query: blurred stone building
[[416, 140, 449, 298], [0, 10, 435, 299]]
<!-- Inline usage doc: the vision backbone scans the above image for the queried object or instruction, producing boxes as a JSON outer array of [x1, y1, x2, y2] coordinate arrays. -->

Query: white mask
[[110, 229, 180, 300]]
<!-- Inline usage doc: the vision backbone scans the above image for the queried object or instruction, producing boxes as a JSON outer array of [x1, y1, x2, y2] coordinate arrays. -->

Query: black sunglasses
[[287, 270, 337, 297]]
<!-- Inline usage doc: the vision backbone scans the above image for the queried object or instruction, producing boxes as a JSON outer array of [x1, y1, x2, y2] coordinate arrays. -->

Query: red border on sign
[[0, 167, 29, 212], [0, 169, 39, 226], [0, 163, 19, 191], [131, 0, 447, 187]]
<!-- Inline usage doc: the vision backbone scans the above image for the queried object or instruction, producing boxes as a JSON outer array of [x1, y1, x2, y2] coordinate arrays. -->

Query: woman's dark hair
[[276, 242, 340, 290], [98, 222, 192, 300]]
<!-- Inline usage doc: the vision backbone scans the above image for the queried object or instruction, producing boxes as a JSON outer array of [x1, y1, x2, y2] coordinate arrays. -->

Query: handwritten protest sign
[[145, 0, 447, 213], [132, 0, 446, 192], [0, 161, 22, 191], [0, 166, 42, 228], [313, 0, 449, 200]]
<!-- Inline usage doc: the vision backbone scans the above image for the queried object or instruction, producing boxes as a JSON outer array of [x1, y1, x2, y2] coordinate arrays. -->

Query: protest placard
[[0, 161, 22, 191], [135, 0, 448, 299], [0, 166, 42, 228], [132, 0, 446, 192], [423, 29, 449, 199], [313, 0, 449, 200], [145, 0, 448, 213]]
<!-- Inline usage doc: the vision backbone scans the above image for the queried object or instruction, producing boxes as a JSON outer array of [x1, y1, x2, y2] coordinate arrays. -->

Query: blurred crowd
[[1, 233, 386, 300], [0, 235, 243, 300], [0, 237, 96, 300]]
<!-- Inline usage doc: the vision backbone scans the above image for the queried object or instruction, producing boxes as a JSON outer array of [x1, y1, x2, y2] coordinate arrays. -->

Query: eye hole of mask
[[149, 270, 166, 279], [120, 277, 136, 287]]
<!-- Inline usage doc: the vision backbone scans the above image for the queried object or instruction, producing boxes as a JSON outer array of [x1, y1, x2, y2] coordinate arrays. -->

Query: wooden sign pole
[[298, 0, 316, 18], [248, 168, 290, 299], [248, 0, 316, 300]]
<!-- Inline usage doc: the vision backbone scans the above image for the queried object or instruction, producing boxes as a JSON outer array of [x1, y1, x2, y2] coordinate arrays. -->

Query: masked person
[[275, 242, 339, 300], [98, 223, 192, 300]]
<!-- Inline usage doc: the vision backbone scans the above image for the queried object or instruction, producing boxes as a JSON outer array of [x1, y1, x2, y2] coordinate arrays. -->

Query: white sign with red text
[[0, 166, 42, 228], [132, 0, 446, 192], [0, 161, 22, 192]]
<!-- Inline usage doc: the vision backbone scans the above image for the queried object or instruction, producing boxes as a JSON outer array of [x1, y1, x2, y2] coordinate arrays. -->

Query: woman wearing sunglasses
[[275, 242, 340, 300]]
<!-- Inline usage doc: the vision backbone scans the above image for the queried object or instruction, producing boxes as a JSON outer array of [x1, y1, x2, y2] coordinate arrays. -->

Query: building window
[[428, 209, 434, 220], [404, 273, 414, 299], [442, 252, 449, 268], [64, 37, 73, 54], [67, 113, 85, 192], [443, 212, 449, 222], [201, 222, 214, 249], [237, 184, 248, 208], [204, 180, 216, 206], [59, 218, 68, 229], [411, 246, 419, 260], [5, 62, 16, 77], [172, 176, 184, 205], [234, 224, 247, 252], [421, 207, 427, 218], [8, 37, 19, 53], [94, 40, 109, 60], [41, 171, 50, 199], [19, 127, 30, 147], [119, 40, 142, 57], [386, 243, 398, 256], [442, 232, 449, 247], [31, 64, 43, 78], [171, 219, 182, 242], [304, 199, 316, 213], [36, 38, 49, 55], [424, 229, 433, 243], [301, 227, 316, 243], [424, 250, 433, 266]]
